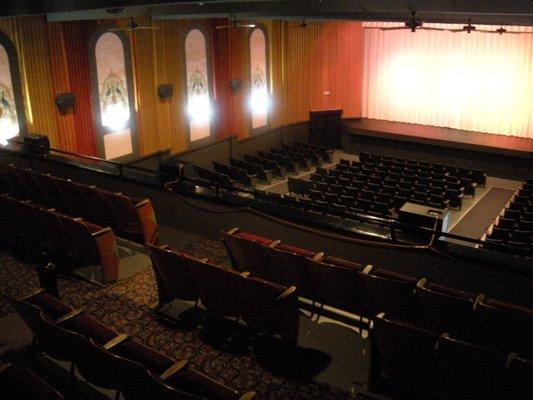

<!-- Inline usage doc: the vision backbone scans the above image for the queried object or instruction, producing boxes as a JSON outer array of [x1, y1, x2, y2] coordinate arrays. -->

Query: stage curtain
[[362, 22, 533, 139]]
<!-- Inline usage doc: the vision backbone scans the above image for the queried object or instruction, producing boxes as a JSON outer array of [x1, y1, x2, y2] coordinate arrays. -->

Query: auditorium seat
[[10, 165, 47, 204], [147, 243, 200, 308], [232, 274, 299, 345], [414, 280, 480, 342], [436, 334, 509, 400], [372, 313, 440, 393], [315, 259, 364, 315], [360, 266, 421, 323], [221, 228, 275, 280], [185, 255, 241, 319], [0, 363, 64, 400], [506, 353, 533, 399], [33, 173, 69, 211], [4, 290, 254, 400], [474, 295, 533, 359]]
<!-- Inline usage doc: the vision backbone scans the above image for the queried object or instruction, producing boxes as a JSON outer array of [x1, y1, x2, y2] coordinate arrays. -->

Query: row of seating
[[243, 154, 287, 179], [0, 362, 64, 400], [483, 180, 533, 257], [373, 313, 532, 399], [3, 289, 255, 400], [212, 161, 258, 188], [147, 243, 299, 345], [221, 228, 533, 359], [291, 141, 334, 163], [0, 194, 120, 283], [358, 151, 487, 187], [0, 162, 158, 245]]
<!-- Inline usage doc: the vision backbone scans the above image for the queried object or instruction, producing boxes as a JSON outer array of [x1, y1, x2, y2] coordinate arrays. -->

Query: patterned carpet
[[0, 238, 362, 400]]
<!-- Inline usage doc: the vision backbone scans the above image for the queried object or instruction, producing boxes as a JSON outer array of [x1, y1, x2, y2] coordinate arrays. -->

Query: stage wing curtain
[[362, 22, 533, 139]]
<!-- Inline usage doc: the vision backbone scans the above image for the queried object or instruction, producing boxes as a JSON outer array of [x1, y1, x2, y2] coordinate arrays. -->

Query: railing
[[1, 138, 529, 270]]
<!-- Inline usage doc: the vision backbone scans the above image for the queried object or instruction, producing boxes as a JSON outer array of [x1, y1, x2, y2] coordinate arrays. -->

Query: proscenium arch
[[0, 30, 27, 138], [88, 25, 138, 161], [247, 24, 271, 136], [182, 23, 215, 149]]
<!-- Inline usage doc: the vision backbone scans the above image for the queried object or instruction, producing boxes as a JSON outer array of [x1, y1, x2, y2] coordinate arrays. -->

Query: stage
[[342, 118, 532, 180]]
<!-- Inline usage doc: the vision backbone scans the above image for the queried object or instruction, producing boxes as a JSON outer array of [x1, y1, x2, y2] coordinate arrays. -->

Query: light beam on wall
[[187, 93, 211, 124], [101, 102, 130, 132], [0, 119, 19, 145]]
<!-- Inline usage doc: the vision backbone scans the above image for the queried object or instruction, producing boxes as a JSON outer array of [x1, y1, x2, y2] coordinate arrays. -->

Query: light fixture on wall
[[54, 92, 76, 115]]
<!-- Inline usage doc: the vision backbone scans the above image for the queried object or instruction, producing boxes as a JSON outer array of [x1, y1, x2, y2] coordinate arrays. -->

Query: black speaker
[[54, 93, 76, 114], [229, 80, 242, 92], [309, 109, 343, 150], [23, 134, 50, 156], [157, 84, 173, 100]]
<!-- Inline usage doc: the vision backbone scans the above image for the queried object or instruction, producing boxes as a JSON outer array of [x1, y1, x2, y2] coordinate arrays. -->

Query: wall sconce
[[229, 80, 242, 93]]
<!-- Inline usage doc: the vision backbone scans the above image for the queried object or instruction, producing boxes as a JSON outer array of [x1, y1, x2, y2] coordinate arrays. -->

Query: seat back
[[134, 199, 158, 245], [361, 267, 420, 324], [507, 354, 533, 399], [436, 335, 508, 400], [233, 274, 299, 345], [74, 183, 114, 227], [261, 245, 318, 299], [315, 261, 363, 315], [221, 229, 273, 280], [373, 313, 439, 387], [2, 291, 45, 340], [51, 177, 89, 218], [415, 281, 479, 341], [59, 215, 100, 266], [147, 243, 199, 305], [10, 166, 45, 203], [475, 297, 533, 358], [34, 208, 72, 257], [33, 173, 68, 210], [101, 191, 143, 242], [185, 255, 240, 318]]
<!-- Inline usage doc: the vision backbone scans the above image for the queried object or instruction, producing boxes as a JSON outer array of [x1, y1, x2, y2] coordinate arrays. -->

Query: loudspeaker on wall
[[158, 84, 173, 99], [54, 93, 76, 115]]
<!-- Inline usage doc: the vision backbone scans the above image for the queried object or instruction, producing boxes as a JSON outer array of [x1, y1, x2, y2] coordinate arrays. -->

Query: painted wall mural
[[0, 43, 19, 145], [95, 32, 133, 159], [249, 28, 268, 129], [185, 28, 211, 142]]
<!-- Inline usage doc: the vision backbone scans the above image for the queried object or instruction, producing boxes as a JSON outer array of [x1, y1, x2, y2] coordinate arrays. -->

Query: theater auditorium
[[0, 1, 531, 399]]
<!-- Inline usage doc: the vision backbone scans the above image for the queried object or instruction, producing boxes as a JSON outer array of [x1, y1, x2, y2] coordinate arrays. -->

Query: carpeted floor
[[0, 237, 371, 400]]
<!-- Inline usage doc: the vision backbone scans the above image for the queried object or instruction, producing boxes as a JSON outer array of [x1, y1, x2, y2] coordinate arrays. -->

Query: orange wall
[[0, 16, 363, 156]]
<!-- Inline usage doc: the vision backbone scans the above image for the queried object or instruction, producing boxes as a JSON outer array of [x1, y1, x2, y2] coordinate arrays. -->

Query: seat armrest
[[55, 308, 84, 324], [312, 252, 324, 262], [239, 392, 256, 400], [269, 240, 281, 248], [159, 360, 188, 381], [21, 288, 45, 301], [103, 333, 130, 350], [91, 227, 113, 237], [226, 227, 240, 235], [276, 286, 297, 301], [240, 271, 251, 277], [134, 199, 151, 208], [160, 245, 172, 250]]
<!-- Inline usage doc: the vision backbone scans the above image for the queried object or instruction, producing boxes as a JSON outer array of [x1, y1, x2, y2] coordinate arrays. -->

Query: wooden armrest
[[89, 185, 97, 188], [312, 252, 324, 262], [362, 265, 373, 274], [55, 309, 83, 324], [276, 286, 297, 301], [376, 312, 385, 319], [269, 240, 281, 248], [200, 258, 209, 263], [74, 217, 83, 221], [160, 244, 172, 250], [103, 334, 130, 350], [134, 199, 150, 208], [159, 360, 188, 381], [416, 278, 427, 289], [91, 227, 113, 237], [473, 294, 485, 309], [227, 227, 240, 235], [506, 352, 518, 370], [239, 391, 257, 400], [435, 332, 450, 350], [21, 288, 44, 301], [0, 363, 11, 375], [240, 271, 251, 277]]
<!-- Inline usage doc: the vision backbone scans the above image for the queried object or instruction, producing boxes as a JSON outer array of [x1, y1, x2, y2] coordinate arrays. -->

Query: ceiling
[[2, 1, 533, 26]]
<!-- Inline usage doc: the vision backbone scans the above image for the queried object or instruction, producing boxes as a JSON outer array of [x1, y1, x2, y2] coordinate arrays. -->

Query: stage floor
[[343, 118, 533, 158], [253, 150, 521, 240]]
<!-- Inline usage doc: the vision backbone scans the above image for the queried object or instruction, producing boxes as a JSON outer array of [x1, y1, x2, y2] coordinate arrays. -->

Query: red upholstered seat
[[101, 190, 144, 243], [147, 242, 199, 306]]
